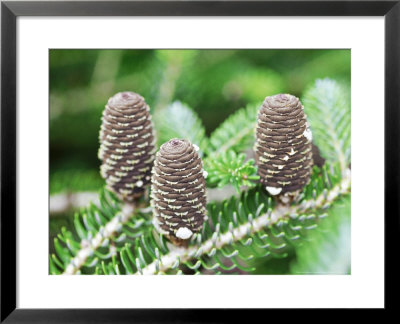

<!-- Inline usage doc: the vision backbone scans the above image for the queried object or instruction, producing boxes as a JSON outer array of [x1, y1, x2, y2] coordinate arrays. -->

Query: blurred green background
[[50, 49, 350, 194], [50, 49, 350, 274]]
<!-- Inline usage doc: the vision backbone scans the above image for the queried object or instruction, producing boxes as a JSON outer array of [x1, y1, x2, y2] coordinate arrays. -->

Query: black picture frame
[[1, 0, 398, 322]]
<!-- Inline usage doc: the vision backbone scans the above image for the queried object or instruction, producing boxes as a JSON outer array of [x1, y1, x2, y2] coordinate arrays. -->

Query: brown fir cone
[[254, 94, 313, 202], [151, 139, 207, 246], [98, 91, 156, 202]]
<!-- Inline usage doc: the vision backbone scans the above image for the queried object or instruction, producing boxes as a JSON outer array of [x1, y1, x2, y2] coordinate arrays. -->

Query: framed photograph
[[1, 0, 398, 321]]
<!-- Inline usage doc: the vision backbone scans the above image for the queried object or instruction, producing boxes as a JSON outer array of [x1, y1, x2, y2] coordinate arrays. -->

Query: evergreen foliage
[[50, 168, 103, 195], [303, 78, 351, 171], [290, 195, 351, 274], [154, 101, 208, 156], [207, 103, 259, 155], [49, 189, 152, 274], [205, 150, 259, 193], [50, 77, 351, 275]]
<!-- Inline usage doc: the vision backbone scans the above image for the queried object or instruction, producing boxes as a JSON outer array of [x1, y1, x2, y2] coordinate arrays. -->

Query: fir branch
[[207, 103, 259, 156], [63, 203, 136, 274], [136, 168, 351, 275], [290, 195, 351, 274], [50, 191, 99, 215], [205, 150, 259, 192], [50, 187, 152, 275], [303, 78, 351, 173], [154, 101, 208, 155]]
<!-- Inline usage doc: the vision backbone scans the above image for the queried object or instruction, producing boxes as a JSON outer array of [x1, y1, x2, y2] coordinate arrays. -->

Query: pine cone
[[98, 91, 156, 202], [151, 139, 207, 245], [255, 94, 313, 201]]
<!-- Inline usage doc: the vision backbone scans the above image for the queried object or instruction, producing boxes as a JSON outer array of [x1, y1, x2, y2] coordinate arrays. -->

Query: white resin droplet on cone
[[303, 128, 313, 142], [266, 187, 282, 196], [176, 227, 193, 240]]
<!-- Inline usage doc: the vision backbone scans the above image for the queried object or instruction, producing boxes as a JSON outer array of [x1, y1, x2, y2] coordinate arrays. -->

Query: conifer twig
[[50, 191, 99, 215], [136, 169, 351, 275], [63, 203, 135, 275]]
